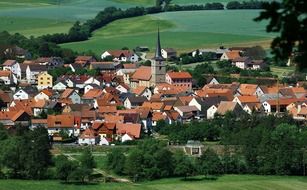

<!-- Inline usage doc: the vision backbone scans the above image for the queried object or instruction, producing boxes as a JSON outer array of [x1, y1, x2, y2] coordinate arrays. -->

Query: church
[[130, 29, 166, 89]]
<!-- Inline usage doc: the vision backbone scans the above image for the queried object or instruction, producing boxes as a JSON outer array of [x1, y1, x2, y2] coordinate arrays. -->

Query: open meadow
[[0, 175, 306, 190], [61, 10, 274, 54]]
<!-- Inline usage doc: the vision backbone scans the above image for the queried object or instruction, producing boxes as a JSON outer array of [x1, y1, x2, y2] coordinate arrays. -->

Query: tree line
[[158, 113, 307, 176], [226, 1, 266, 10], [0, 124, 96, 183], [107, 113, 307, 181]]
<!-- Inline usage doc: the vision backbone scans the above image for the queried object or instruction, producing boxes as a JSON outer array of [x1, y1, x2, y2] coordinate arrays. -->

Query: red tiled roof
[[83, 89, 104, 99], [116, 123, 141, 139], [3, 60, 16, 66], [236, 95, 259, 103], [167, 71, 192, 79], [267, 98, 300, 106], [225, 51, 241, 60], [0, 70, 11, 77], [47, 114, 75, 128], [132, 86, 147, 95], [108, 50, 132, 58], [131, 66, 151, 81]]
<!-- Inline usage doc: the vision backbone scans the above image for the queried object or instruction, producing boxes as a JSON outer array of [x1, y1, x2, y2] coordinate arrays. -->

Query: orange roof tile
[[267, 98, 300, 106], [239, 84, 258, 96], [237, 95, 259, 103], [225, 51, 241, 60], [116, 123, 141, 138], [0, 70, 11, 77], [83, 89, 104, 99], [47, 114, 75, 128], [142, 101, 164, 110], [80, 128, 98, 139], [152, 112, 166, 121], [131, 66, 151, 81], [60, 88, 75, 99], [132, 86, 147, 95], [167, 71, 192, 79], [104, 114, 124, 123]]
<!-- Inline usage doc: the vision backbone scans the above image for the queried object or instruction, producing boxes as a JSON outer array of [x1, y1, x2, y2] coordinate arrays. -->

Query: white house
[[34, 91, 51, 101], [53, 81, 67, 91], [26, 65, 47, 84], [161, 48, 177, 59], [132, 86, 152, 100], [116, 69, 135, 84], [84, 76, 101, 86], [99, 137, 110, 146], [2, 60, 21, 79], [0, 71, 17, 85], [84, 83, 101, 94], [78, 128, 99, 145], [116, 84, 129, 94], [13, 89, 29, 100], [232, 57, 251, 70], [207, 105, 218, 119], [101, 50, 139, 62], [121, 133, 134, 142]]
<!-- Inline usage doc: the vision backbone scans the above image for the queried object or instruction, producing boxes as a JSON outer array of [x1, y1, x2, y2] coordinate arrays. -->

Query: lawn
[[0, 175, 306, 190], [61, 10, 273, 54]]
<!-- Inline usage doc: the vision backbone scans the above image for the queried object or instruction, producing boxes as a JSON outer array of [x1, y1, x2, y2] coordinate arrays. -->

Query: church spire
[[154, 27, 164, 61]]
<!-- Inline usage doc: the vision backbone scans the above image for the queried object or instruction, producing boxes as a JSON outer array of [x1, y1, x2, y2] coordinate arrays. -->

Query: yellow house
[[37, 72, 53, 90]]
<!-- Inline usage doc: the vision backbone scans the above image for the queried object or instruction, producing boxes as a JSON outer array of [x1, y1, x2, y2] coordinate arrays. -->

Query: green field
[[0, 175, 306, 190], [0, 0, 145, 37], [61, 10, 274, 54]]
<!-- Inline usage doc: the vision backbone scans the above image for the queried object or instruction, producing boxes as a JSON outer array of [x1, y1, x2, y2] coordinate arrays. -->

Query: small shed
[[184, 140, 204, 157]]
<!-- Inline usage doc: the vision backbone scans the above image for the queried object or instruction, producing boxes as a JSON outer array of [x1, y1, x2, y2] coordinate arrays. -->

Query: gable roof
[[224, 51, 241, 60], [116, 123, 141, 139], [108, 50, 132, 58], [236, 95, 259, 103], [47, 114, 75, 128], [167, 71, 192, 79], [131, 66, 151, 81], [132, 86, 148, 96], [3, 60, 17, 66], [83, 89, 104, 99], [61, 89, 76, 99], [217, 101, 240, 115]]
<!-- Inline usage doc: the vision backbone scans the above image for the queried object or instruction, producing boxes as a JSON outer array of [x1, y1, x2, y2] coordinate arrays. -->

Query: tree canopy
[[255, 0, 307, 70]]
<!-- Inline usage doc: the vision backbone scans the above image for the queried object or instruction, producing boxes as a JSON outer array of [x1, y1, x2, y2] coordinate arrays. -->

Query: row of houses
[[0, 70, 305, 145]]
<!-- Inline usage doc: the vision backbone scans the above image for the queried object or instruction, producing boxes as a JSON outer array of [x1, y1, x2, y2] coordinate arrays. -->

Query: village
[[0, 30, 306, 146]]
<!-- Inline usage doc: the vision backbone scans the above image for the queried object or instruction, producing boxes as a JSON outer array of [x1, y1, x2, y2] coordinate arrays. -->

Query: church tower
[[151, 28, 166, 86]]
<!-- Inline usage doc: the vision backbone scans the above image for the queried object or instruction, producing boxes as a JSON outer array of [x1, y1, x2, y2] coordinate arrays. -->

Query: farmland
[[0, 0, 143, 37], [0, 175, 306, 190], [61, 10, 274, 54]]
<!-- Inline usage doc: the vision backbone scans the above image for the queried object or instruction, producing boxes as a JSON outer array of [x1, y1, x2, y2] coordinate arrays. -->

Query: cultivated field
[[0, 0, 141, 37], [61, 10, 274, 54], [0, 175, 306, 190]]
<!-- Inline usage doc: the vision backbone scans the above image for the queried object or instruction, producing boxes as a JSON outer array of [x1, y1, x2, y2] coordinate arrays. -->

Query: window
[[159, 66, 162, 70], [40, 82, 43, 84], [47, 77, 50, 80]]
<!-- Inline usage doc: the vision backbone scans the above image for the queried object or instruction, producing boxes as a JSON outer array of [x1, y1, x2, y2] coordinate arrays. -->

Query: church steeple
[[154, 27, 164, 61]]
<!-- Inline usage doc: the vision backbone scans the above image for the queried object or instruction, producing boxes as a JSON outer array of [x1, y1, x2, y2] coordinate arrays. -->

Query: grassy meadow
[[61, 10, 274, 54], [0, 175, 306, 190]]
